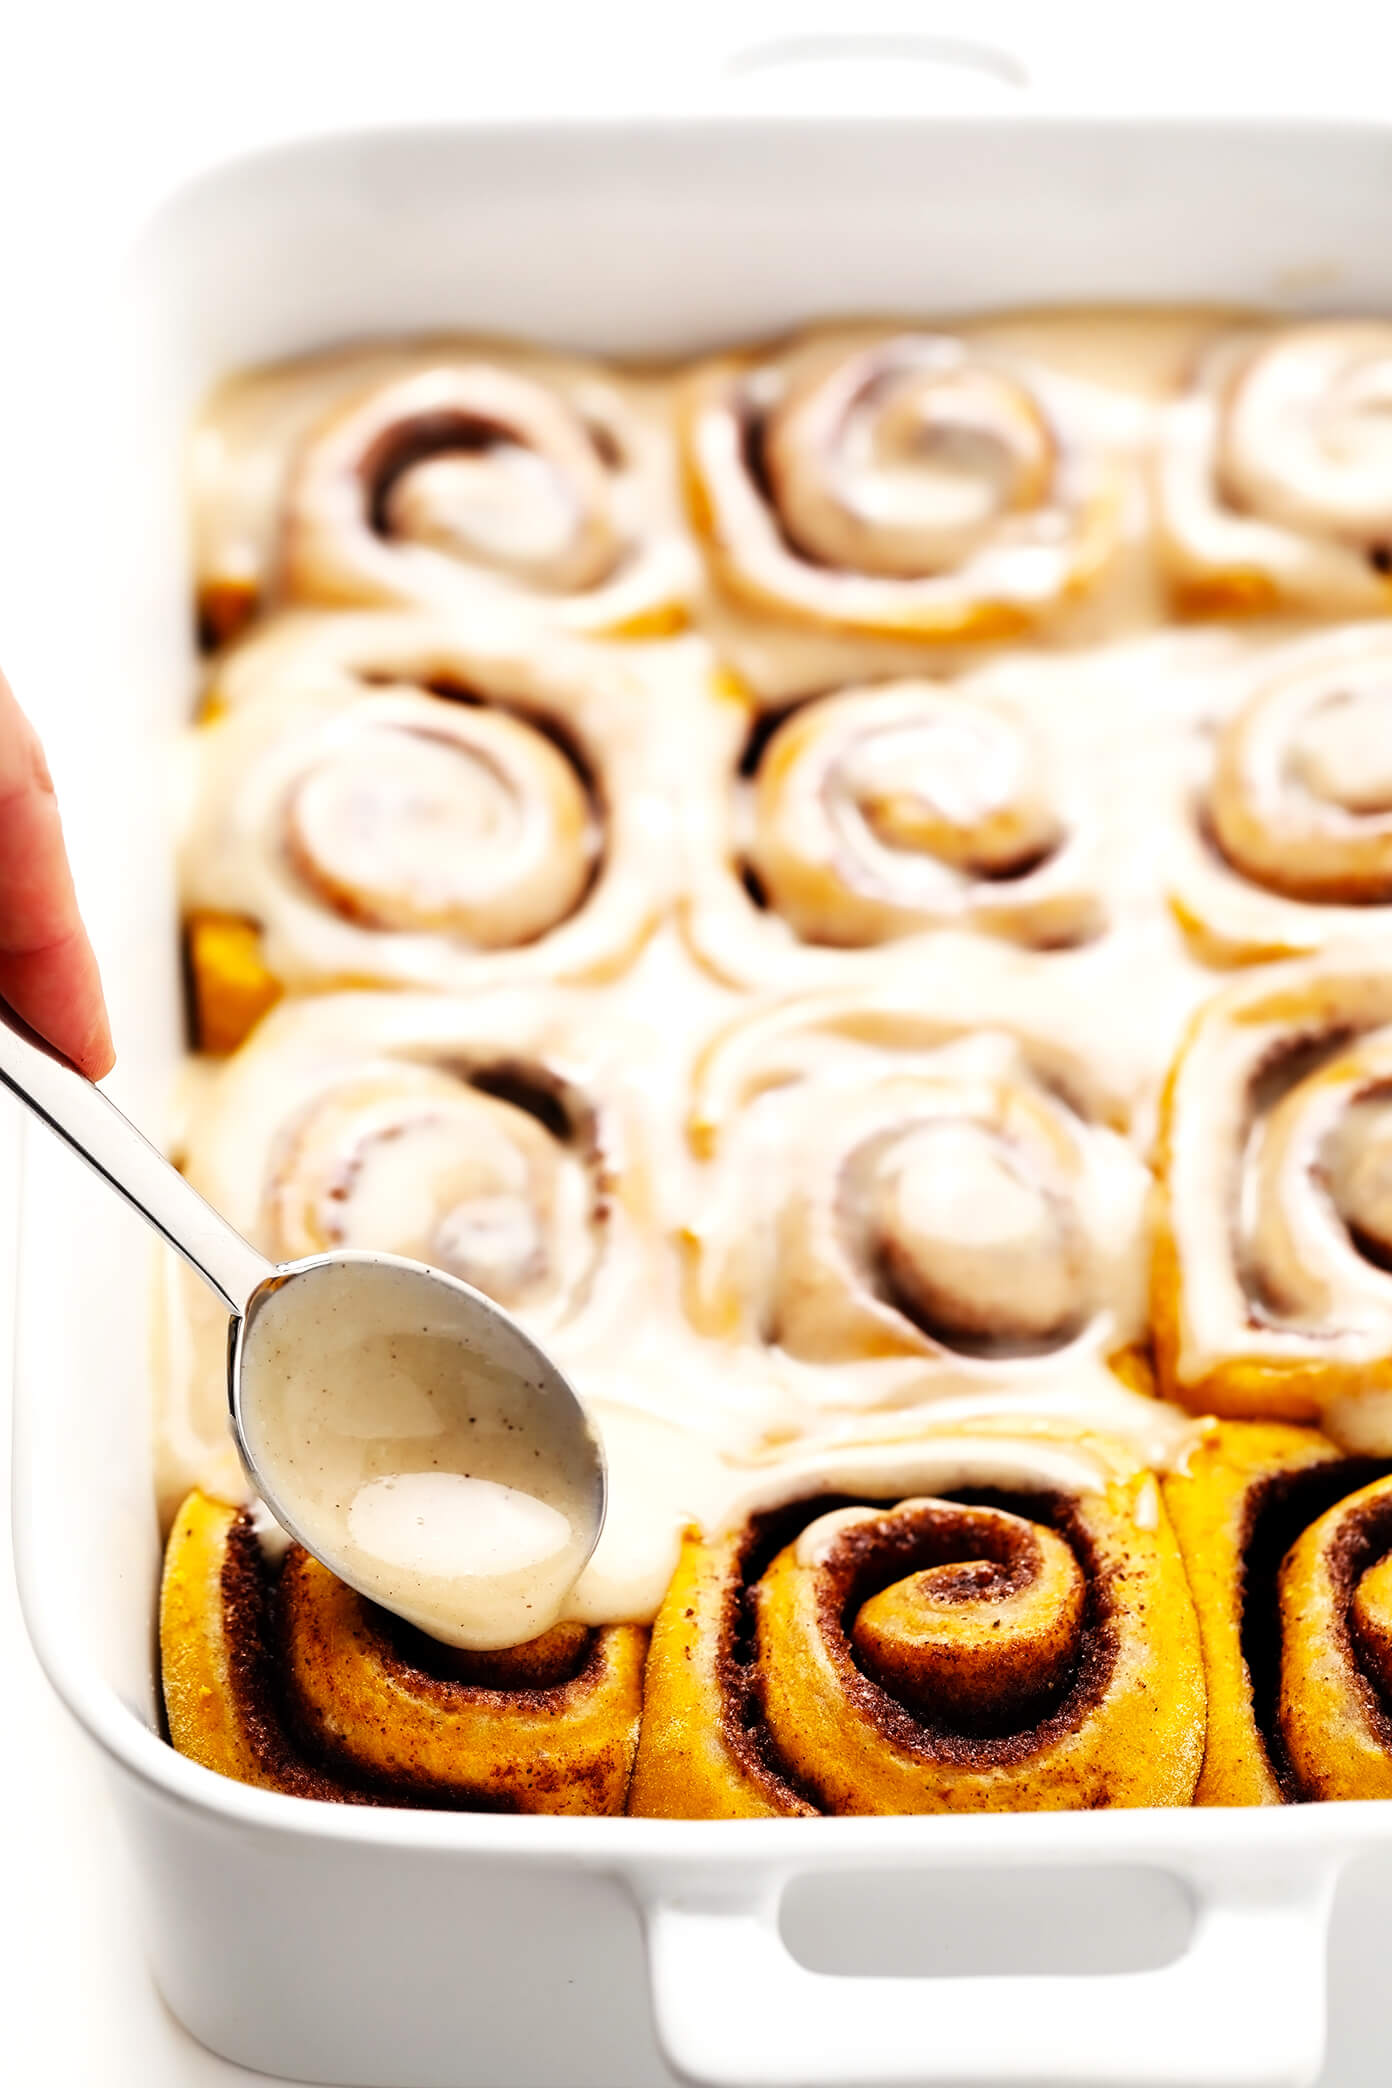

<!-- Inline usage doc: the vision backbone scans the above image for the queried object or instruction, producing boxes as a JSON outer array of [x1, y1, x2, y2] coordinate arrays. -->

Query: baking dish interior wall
[[29, 113, 1392, 1741]]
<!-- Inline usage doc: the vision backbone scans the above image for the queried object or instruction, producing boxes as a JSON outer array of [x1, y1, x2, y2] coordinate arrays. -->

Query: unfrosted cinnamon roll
[[685, 326, 1125, 658], [1159, 323, 1392, 617], [683, 673, 1107, 990], [182, 613, 676, 1049], [1155, 951, 1392, 1449], [192, 342, 694, 643], [681, 983, 1184, 1455], [161, 1491, 645, 1813], [1163, 1421, 1392, 1803], [1171, 628, 1392, 963], [629, 1432, 1204, 1816], [158, 989, 652, 1514]]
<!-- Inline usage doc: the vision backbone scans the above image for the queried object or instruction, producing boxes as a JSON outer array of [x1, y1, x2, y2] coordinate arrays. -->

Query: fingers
[[0, 669, 114, 1079]]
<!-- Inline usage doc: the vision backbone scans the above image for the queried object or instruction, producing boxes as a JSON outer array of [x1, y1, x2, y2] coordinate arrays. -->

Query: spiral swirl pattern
[[683, 987, 1165, 1446], [265, 353, 693, 636], [1163, 1421, 1392, 1804], [160, 1492, 645, 1814], [1155, 950, 1392, 1448], [685, 327, 1123, 644], [1172, 631, 1392, 963], [182, 612, 671, 1026], [628, 1436, 1204, 1816], [157, 991, 647, 1515], [735, 680, 1100, 954], [1160, 323, 1392, 616], [264, 1060, 600, 1316]]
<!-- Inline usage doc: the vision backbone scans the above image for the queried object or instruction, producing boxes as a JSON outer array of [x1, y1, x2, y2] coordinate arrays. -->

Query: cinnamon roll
[[1155, 950, 1392, 1449], [1159, 323, 1392, 617], [628, 1431, 1204, 1816], [1171, 628, 1392, 963], [182, 612, 676, 1049], [161, 1491, 645, 1813], [157, 989, 653, 1514], [193, 341, 694, 643], [682, 983, 1188, 1459], [683, 672, 1108, 990], [684, 325, 1126, 665], [1163, 1420, 1392, 1803]]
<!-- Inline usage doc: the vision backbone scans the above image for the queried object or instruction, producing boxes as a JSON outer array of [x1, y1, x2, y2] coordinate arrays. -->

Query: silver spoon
[[0, 1003, 605, 1647]]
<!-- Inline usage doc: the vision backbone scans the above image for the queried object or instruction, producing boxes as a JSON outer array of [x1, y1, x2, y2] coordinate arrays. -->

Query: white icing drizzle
[[192, 339, 697, 637], [180, 611, 700, 994], [169, 307, 1392, 1632]]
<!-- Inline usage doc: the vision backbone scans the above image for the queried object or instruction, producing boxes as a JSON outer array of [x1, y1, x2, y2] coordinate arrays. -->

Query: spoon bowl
[[233, 1251, 606, 1649]]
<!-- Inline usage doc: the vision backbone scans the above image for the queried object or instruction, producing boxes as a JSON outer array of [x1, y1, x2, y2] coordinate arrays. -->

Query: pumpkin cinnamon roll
[[1159, 322, 1392, 617], [683, 672, 1108, 990], [629, 1431, 1204, 1816], [1170, 628, 1392, 964], [157, 989, 655, 1513], [161, 1491, 645, 1813], [684, 325, 1126, 665], [1155, 950, 1392, 1449], [182, 612, 676, 1050], [682, 982, 1187, 1461], [1163, 1420, 1392, 1803], [192, 341, 694, 644]]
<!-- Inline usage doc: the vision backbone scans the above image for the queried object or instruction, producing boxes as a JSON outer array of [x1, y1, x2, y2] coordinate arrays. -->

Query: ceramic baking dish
[[14, 111, 1392, 2088]]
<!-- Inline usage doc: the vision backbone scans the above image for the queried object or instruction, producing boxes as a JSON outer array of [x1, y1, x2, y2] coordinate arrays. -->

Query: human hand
[[0, 667, 113, 1078]]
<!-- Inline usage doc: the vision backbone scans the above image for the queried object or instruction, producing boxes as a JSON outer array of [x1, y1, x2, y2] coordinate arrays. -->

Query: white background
[[5, 3, 1392, 2079]]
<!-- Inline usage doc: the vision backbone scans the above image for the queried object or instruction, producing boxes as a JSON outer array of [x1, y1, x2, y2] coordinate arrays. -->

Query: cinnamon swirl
[[193, 341, 695, 643], [1155, 950, 1392, 1448], [1159, 323, 1392, 617], [182, 613, 679, 1049], [161, 1491, 645, 1813], [684, 325, 1127, 679], [682, 982, 1189, 1459], [683, 670, 1113, 990], [1170, 628, 1392, 963], [157, 989, 656, 1514], [1163, 1421, 1392, 1803], [629, 1432, 1204, 1816]]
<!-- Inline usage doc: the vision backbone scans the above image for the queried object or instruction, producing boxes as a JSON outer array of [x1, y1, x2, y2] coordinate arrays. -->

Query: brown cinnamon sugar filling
[[215, 1512, 389, 1806], [712, 1490, 1116, 1809], [217, 1512, 615, 1812]]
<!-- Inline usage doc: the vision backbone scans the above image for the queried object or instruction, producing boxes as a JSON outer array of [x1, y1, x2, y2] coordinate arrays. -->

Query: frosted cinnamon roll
[[1155, 950, 1392, 1449], [1171, 628, 1392, 963], [1159, 323, 1392, 616], [181, 613, 674, 1050], [192, 341, 694, 643], [161, 1492, 645, 1813], [1163, 1421, 1392, 1803], [682, 983, 1184, 1455], [629, 1431, 1204, 1816], [685, 326, 1125, 657], [158, 989, 653, 1513], [684, 673, 1106, 990]]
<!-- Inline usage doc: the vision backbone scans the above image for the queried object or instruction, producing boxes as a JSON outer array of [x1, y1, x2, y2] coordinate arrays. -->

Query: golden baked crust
[[161, 1491, 646, 1814], [1163, 1422, 1392, 1804], [630, 1436, 1204, 1817]]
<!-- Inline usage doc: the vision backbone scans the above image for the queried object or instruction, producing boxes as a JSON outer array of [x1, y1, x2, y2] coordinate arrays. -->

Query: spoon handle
[[0, 1001, 273, 1315]]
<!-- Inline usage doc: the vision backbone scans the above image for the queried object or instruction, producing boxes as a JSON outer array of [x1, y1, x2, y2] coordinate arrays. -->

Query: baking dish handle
[[640, 1855, 1338, 2088]]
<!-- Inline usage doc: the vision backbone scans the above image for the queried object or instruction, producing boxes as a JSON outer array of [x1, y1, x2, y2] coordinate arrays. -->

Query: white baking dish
[[14, 113, 1392, 2088]]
